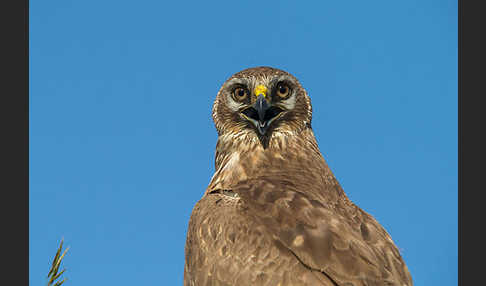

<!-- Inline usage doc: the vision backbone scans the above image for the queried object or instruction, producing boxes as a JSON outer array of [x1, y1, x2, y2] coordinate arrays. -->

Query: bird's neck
[[206, 128, 345, 201]]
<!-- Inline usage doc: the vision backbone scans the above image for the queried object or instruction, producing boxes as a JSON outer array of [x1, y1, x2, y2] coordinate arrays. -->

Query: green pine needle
[[47, 239, 69, 286]]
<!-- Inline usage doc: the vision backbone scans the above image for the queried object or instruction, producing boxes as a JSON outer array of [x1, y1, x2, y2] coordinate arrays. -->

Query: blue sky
[[30, 0, 457, 285]]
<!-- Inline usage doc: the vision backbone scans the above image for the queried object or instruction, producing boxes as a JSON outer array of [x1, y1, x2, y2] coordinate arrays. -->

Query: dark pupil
[[237, 89, 245, 97], [279, 85, 287, 94]]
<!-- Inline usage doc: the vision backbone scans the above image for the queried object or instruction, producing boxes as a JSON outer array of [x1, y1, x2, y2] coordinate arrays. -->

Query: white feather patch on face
[[278, 93, 297, 110], [226, 95, 243, 112]]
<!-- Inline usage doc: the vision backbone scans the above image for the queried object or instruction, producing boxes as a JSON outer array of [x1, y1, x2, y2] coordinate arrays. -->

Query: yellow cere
[[254, 85, 268, 98]]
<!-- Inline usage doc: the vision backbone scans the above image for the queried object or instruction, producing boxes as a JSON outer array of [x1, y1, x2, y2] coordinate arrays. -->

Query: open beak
[[241, 94, 284, 135]]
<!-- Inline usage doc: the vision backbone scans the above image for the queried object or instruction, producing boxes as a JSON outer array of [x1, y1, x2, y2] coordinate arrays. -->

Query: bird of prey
[[184, 66, 413, 286]]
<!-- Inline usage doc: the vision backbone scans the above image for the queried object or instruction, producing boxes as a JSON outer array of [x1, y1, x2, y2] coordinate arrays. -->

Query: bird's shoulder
[[226, 178, 413, 286]]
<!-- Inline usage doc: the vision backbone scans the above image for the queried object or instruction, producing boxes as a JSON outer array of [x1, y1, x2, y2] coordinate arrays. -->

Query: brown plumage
[[184, 67, 413, 286]]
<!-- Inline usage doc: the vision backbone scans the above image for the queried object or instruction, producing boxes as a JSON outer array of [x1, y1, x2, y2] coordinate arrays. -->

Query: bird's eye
[[233, 87, 248, 101], [276, 83, 291, 99]]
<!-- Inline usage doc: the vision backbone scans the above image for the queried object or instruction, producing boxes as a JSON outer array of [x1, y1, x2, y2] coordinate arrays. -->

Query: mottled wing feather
[[230, 178, 413, 286], [184, 193, 337, 286]]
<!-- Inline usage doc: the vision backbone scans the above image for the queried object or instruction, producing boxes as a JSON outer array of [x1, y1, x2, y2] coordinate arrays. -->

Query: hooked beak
[[241, 94, 284, 135]]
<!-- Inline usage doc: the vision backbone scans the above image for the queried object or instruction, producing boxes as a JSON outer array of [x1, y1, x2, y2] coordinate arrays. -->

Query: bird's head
[[212, 67, 313, 140]]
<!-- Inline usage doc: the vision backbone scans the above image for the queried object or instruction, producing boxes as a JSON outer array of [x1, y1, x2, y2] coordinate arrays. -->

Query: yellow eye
[[276, 83, 291, 99], [233, 87, 248, 101]]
